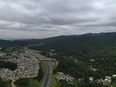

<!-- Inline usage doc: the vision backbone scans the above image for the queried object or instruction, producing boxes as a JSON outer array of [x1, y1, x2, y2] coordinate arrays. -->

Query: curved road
[[46, 61, 52, 87], [35, 53, 52, 87], [25, 47, 53, 87], [39, 60, 48, 87]]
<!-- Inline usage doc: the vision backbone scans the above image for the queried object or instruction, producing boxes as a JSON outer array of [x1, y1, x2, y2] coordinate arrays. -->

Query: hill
[[28, 32, 116, 86], [0, 39, 29, 47], [29, 32, 116, 58]]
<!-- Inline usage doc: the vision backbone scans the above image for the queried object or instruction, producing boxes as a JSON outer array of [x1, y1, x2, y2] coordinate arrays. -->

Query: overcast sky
[[0, 0, 116, 39]]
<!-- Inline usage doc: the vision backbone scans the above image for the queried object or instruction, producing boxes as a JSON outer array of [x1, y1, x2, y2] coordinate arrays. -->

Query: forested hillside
[[0, 40, 29, 47], [29, 32, 116, 86], [1, 32, 116, 87], [29, 32, 116, 57]]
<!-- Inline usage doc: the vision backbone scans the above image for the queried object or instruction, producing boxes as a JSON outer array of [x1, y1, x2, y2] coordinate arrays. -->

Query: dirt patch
[[52, 63, 55, 65]]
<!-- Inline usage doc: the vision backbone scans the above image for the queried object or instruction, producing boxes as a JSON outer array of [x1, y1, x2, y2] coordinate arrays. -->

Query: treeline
[[56, 80, 110, 87], [34, 67, 44, 81], [0, 60, 17, 70], [14, 78, 31, 87], [1, 46, 24, 52], [0, 39, 29, 47], [0, 77, 11, 87], [29, 32, 116, 57]]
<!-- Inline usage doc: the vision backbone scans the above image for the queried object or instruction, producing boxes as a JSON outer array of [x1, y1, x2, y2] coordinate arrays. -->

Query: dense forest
[[0, 60, 17, 70], [0, 77, 11, 87], [0, 39, 29, 47], [1, 32, 116, 48], [29, 32, 116, 86]]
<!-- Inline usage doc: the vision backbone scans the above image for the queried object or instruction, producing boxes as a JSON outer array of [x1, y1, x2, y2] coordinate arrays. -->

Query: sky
[[0, 0, 116, 39]]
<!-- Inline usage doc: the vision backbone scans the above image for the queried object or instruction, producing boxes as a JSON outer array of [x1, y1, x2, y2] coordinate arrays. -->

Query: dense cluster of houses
[[88, 75, 116, 87], [56, 72, 74, 81], [0, 68, 12, 79], [0, 50, 40, 79]]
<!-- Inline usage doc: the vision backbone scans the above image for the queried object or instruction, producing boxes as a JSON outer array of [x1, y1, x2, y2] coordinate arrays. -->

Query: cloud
[[0, 0, 116, 39]]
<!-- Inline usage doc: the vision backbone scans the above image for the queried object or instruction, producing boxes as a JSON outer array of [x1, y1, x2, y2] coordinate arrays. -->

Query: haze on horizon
[[0, 0, 116, 39]]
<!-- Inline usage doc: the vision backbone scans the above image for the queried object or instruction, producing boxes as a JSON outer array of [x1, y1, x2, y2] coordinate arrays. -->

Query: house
[[90, 59, 95, 62], [105, 76, 112, 80], [104, 76, 112, 84], [112, 74, 116, 77], [89, 77, 94, 81]]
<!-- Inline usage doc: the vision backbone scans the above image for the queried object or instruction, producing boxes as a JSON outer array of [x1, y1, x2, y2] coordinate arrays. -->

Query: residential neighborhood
[[56, 72, 74, 81], [0, 50, 40, 79]]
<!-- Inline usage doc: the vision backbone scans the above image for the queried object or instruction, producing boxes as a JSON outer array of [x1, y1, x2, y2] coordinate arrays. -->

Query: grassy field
[[28, 79, 39, 87], [51, 60, 56, 70], [112, 82, 116, 87], [49, 74, 58, 87], [68, 81, 75, 85], [37, 50, 42, 53]]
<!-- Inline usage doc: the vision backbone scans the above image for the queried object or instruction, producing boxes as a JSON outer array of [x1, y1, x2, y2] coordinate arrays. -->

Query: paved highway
[[39, 60, 48, 87], [25, 47, 53, 87], [46, 61, 52, 87]]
